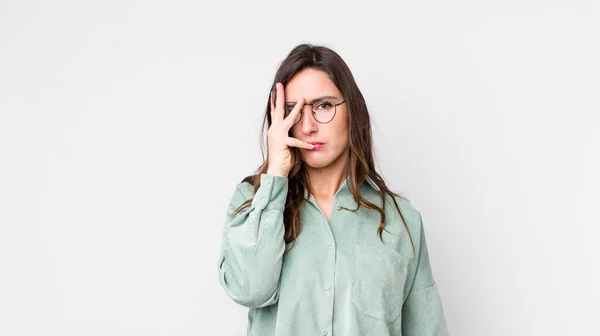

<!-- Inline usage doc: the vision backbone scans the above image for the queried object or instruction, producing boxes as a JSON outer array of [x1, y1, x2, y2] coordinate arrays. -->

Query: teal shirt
[[218, 173, 449, 336]]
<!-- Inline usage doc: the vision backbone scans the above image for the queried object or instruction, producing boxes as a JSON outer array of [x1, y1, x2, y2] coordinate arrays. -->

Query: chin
[[300, 151, 343, 169], [302, 160, 335, 169]]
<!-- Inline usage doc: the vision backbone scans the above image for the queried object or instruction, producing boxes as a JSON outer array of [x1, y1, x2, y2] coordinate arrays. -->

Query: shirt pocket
[[352, 243, 411, 323]]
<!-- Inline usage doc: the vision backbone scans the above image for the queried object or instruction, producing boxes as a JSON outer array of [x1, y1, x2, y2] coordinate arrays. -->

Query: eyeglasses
[[284, 97, 346, 125]]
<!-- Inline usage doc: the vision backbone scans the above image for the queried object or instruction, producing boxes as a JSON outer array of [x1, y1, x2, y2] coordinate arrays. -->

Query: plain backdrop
[[1, 0, 599, 335]]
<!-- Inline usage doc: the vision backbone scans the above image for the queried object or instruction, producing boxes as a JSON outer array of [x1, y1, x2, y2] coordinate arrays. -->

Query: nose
[[298, 105, 317, 134]]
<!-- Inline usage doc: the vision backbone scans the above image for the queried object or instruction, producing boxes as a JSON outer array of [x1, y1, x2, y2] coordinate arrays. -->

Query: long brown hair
[[233, 43, 415, 258]]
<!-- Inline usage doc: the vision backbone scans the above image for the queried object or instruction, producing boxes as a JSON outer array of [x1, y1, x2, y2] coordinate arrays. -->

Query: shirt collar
[[363, 175, 380, 192]]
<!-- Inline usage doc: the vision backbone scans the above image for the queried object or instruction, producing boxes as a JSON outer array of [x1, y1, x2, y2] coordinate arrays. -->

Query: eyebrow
[[285, 95, 339, 105]]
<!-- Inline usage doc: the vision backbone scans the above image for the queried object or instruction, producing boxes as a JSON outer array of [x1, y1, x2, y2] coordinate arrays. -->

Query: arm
[[217, 173, 288, 308], [401, 214, 449, 335]]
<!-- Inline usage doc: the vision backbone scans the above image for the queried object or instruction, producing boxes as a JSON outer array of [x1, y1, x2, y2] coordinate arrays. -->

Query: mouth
[[307, 142, 325, 150]]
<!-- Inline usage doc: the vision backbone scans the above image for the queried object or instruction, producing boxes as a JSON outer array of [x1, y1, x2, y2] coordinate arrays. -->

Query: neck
[[305, 147, 350, 200]]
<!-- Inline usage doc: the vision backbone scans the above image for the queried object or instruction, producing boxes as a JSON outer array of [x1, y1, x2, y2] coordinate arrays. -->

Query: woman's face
[[285, 68, 349, 170]]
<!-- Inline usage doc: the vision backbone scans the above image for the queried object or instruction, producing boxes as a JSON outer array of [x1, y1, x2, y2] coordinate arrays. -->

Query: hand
[[266, 82, 314, 177]]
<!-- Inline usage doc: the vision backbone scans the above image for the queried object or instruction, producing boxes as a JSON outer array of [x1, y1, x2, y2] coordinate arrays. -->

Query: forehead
[[284, 68, 341, 101]]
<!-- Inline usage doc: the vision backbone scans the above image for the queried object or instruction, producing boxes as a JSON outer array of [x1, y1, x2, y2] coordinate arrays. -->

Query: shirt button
[[324, 284, 331, 291], [264, 180, 270, 185], [322, 330, 328, 335], [327, 241, 332, 247], [335, 204, 342, 210]]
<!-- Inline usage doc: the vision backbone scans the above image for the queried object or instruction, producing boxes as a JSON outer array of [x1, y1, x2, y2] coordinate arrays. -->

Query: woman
[[217, 44, 449, 336]]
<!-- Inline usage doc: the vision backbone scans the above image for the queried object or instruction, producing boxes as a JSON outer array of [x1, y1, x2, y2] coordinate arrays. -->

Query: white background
[[1, 0, 599, 335]]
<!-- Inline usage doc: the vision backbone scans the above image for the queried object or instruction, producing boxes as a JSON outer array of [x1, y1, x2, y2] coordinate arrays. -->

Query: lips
[[307, 141, 325, 150]]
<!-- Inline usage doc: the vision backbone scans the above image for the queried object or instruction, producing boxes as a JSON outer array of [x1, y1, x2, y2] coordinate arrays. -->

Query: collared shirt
[[217, 173, 449, 336]]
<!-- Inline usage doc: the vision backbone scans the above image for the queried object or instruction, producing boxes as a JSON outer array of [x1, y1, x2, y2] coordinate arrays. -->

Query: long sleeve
[[217, 173, 288, 308], [401, 214, 449, 335]]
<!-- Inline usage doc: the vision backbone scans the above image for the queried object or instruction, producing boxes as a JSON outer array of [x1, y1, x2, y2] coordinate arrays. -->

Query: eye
[[315, 100, 334, 110]]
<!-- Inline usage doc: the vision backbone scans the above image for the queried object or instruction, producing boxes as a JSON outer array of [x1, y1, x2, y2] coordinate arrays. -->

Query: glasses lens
[[313, 99, 336, 123]]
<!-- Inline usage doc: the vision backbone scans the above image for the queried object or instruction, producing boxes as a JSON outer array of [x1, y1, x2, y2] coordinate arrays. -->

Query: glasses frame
[[286, 99, 346, 125]]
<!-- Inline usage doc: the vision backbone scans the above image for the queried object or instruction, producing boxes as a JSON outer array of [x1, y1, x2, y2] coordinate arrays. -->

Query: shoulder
[[232, 174, 257, 198], [383, 194, 424, 244], [394, 195, 422, 230], [225, 176, 257, 215], [236, 181, 255, 198], [229, 173, 286, 206]]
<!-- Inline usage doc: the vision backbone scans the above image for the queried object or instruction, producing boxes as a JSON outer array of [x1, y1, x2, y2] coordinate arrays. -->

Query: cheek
[[332, 116, 349, 139], [333, 121, 349, 149], [334, 135, 349, 152]]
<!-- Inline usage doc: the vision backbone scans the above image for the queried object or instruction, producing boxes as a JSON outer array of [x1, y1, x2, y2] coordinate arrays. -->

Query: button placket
[[320, 208, 335, 336]]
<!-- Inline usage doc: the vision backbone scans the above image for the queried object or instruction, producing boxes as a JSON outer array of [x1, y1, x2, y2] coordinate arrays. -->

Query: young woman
[[217, 44, 449, 336]]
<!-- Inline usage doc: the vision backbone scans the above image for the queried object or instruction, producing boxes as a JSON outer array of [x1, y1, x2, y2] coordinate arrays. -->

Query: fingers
[[270, 83, 278, 121], [269, 82, 305, 130], [271, 82, 284, 122], [287, 137, 315, 150], [283, 97, 304, 128]]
